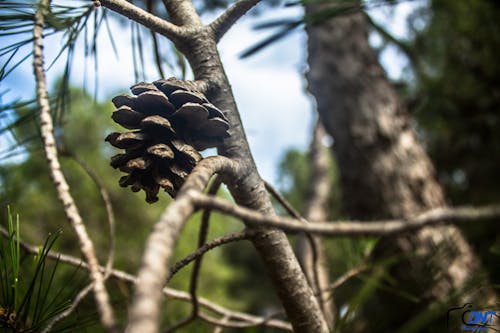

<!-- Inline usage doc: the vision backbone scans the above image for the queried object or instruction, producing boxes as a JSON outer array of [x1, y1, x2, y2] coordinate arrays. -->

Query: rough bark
[[112, 1, 329, 331], [305, 6, 497, 331], [297, 122, 335, 325], [178, 28, 328, 332]]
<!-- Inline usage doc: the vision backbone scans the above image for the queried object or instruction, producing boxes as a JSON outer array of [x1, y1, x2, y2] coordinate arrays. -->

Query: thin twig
[[166, 178, 223, 330], [209, 0, 262, 42], [190, 177, 223, 314], [327, 264, 368, 295], [198, 311, 290, 330], [265, 180, 324, 318], [164, 177, 224, 332], [41, 282, 94, 333], [264, 181, 308, 223], [126, 156, 238, 333], [191, 192, 500, 237], [212, 315, 230, 333], [146, 0, 165, 78], [33, 2, 117, 331], [99, 0, 183, 40], [0, 225, 291, 331], [167, 230, 254, 282], [67, 153, 116, 277], [163, 289, 291, 332]]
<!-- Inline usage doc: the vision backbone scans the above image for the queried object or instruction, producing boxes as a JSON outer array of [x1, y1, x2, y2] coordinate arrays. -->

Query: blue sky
[[0, 1, 421, 184]]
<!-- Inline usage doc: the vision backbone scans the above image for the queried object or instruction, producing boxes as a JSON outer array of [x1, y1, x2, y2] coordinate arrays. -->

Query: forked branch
[[209, 0, 262, 41], [99, 0, 183, 40]]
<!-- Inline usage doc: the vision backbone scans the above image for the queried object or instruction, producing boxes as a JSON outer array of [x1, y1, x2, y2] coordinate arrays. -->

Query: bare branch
[[198, 312, 291, 331], [167, 230, 254, 282], [126, 156, 238, 333], [0, 225, 290, 332], [164, 178, 223, 332], [328, 264, 368, 294], [265, 180, 325, 321], [98, 0, 183, 40], [209, 0, 262, 42], [191, 193, 500, 237], [41, 283, 94, 333], [212, 315, 230, 333], [187, 176, 224, 319], [66, 154, 116, 276], [265, 180, 307, 223], [33, 3, 117, 331]]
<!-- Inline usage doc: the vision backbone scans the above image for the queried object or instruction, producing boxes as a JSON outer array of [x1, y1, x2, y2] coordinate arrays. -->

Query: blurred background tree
[[404, 0, 500, 311], [402, 0, 500, 206]]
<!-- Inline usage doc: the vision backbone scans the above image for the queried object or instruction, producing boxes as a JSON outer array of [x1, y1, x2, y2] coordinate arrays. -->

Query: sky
[[0, 0, 422, 185]]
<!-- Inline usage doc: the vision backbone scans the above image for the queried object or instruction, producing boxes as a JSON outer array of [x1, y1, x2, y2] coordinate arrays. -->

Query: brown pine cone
[[106, 78, 229, 203]]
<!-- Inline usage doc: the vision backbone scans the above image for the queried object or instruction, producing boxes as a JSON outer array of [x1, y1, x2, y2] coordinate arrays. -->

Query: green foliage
[[0, 208, 87, 332], [0, 85, 251, 330]]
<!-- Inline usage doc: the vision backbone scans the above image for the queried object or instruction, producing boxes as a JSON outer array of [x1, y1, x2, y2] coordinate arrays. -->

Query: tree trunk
[[305, 6, 496, 331]]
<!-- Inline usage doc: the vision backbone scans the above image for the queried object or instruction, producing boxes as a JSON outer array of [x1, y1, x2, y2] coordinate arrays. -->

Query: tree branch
[[326, 264, 368, 296], [167, 230, 254, 282], [66, 153, 116, 276], [126, 156, 238, 333], [265, 179, 326, 322], [98, 0, 183, 40], [0, 225, 291, 331], [165, 290, 292, 331], [191, 193, 500, 237], [41, 283, 94, 333], [264, 180, 308, 223], [209, 0, 262, 42], [33, 2, 116, 331], [164, 177, 224, 332], [198, 312, 290, 331]]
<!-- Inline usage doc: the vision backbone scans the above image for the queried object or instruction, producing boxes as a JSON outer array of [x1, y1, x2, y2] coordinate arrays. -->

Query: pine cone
[[106, 78, 230, 203]]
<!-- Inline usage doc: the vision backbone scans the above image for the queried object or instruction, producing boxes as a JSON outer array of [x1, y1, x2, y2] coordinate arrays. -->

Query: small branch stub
[[106, 78, 230, 202]]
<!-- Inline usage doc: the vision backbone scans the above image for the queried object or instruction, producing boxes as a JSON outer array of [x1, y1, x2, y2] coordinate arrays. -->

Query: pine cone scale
[[106, 78, 230, 202]]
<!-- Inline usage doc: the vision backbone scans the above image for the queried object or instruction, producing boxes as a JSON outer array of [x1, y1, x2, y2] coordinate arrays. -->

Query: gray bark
[[305, 7, 497, 331], [164, 2, 329, 331]]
